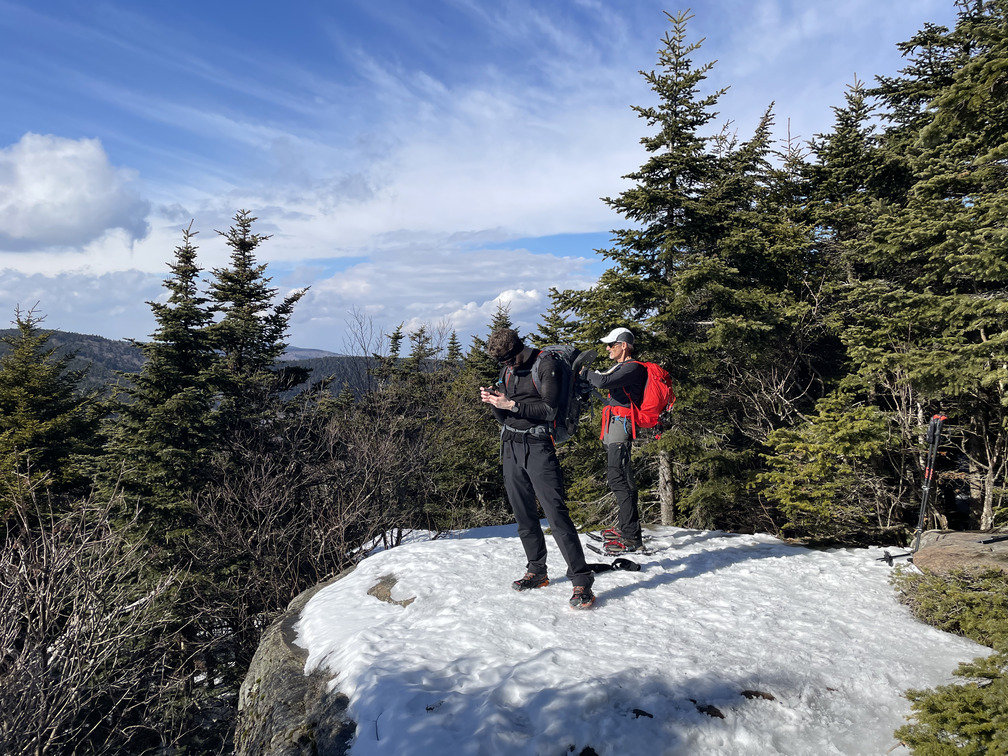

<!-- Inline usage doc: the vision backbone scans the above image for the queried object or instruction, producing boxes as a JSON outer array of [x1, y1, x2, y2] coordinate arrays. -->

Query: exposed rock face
[[236, 574, 356, 756], [913, 530, 1008, 574]]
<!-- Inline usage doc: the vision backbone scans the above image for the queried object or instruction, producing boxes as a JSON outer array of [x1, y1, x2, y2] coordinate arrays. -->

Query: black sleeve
[[588, 361, 647, 391], [524, 355, 561, 422], [490, 366, 510, 423]]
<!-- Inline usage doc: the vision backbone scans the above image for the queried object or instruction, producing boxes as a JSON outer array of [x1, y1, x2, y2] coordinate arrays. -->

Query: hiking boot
[[603, 537, 644, 555], [569, 584, 596, 609], [512, 572, 549, 591], [600, 527, 622, 540]]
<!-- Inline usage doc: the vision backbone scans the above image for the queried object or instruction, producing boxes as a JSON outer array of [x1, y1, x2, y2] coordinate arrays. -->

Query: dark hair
[[487, 328, 523, 362]]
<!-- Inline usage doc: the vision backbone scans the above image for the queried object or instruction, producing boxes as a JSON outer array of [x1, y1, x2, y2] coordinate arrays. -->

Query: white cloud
[[291, 242, 597, 350], [0, 0, 965, 353], [0, 133, 150, 251]]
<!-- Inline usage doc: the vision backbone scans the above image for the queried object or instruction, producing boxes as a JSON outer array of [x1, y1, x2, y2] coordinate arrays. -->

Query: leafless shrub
[[0, 476, 177, 756]]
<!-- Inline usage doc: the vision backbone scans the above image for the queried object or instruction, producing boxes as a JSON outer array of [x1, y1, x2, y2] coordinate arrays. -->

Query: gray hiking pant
[[604, 414, 641, 544]]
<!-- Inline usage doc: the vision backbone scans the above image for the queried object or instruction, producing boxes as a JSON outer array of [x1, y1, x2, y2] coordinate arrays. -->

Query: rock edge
[[914, 529, 1008, 574], [236, 570, 356, 756]]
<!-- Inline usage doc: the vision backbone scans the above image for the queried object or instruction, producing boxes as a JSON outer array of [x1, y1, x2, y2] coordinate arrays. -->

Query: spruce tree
[[104, 223, 217, 533], [531, 288, 582, 346], [0, 307, 99, 504], [428, 312, 514, 529], [206, 210, 308, 440], [858, 0, 1008, 530], [446, 330, 463, 363], [557, 12, 822, 529]]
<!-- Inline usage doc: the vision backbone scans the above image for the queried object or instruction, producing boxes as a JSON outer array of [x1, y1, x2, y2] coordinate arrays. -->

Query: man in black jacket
[[584, 326, 648, 554], [480, 328, 595, 609]]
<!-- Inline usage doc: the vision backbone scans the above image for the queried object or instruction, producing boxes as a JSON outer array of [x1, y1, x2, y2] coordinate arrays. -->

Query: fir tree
[[0, 307, 99, 504], [207, 210, 309, 438], [103, 223, 217, 529], [857, 0, 1008, 530]]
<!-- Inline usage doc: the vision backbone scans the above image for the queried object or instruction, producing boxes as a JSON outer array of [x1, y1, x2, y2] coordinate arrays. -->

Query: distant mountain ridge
[[280, 347, 343, 361], [0, 329, 366, 397]]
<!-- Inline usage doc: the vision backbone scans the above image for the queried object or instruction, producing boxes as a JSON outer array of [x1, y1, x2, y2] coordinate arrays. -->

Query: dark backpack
[[504, 345, 596, 444]]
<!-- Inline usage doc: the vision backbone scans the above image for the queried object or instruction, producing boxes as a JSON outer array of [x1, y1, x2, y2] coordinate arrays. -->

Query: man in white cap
[[583, 327, 648, 553]]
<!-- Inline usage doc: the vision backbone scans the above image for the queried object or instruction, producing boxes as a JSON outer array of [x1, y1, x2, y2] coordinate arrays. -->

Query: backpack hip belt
[[601, 404, 636, 440], [501, 424, 552, 440]]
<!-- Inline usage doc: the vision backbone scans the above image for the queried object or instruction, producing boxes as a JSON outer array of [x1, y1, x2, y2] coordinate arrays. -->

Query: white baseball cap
[[600, 327, 634, 345]]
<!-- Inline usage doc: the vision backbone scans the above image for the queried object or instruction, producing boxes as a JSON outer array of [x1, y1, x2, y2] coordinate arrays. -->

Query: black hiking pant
[[604, 415, 641, 545], [501, 430, 593, 588]]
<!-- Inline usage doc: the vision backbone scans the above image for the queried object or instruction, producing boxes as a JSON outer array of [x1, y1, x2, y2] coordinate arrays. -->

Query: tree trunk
[[658, 450, 675, 525], [982, 467, 995, 531]]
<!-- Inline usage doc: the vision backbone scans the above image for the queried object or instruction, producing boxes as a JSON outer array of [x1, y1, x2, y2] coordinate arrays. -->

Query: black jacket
[[588, 360, 647, 409]]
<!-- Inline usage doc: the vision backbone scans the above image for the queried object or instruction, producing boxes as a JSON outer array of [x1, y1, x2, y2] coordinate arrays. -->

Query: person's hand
[[480, 386, 515, 411]]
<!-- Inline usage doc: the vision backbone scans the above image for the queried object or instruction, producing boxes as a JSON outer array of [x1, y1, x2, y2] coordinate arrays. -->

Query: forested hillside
[[2, 3, 1006, 754], [0, 328, 145, 394], [0, 328, 368, 397]]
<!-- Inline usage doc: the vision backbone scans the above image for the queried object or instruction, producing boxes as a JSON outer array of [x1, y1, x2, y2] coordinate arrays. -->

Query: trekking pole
[[910, 414, 946, 556]]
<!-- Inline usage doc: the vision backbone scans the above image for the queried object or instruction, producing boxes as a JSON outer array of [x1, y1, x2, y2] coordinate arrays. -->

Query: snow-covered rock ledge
[[240, 525, 988, 756]]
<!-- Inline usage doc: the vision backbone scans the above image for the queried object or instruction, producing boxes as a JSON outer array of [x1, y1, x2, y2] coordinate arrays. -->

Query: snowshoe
[[603, 537, 645, 555]]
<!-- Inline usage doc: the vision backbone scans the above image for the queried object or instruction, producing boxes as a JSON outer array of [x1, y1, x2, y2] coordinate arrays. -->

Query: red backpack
[[631, 361, 676, 434]]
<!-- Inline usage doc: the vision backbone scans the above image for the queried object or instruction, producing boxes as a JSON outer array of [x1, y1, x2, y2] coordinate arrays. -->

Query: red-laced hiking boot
[[569, 584, 596, 609], [512, 572, 549, 591]]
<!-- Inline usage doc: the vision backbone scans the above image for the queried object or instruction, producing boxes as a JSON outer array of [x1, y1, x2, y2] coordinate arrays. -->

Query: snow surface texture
[[295, 525, 986, 756]]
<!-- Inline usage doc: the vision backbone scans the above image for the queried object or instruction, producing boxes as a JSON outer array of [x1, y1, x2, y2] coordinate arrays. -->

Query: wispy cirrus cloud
[[0, 0, 963, 351]]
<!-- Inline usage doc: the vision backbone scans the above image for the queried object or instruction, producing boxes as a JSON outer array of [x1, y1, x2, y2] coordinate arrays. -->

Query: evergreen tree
[[374, 322, 405, 382], [428, 311, 515, 530], [99, 224, 229, 751], [808, 79, 886, 280], [459, 302, 514, 389], [446, 330, 463, 363], [206, 210, 308, 439], [758, 395, 891, 540], [530, 288, 582, 346], [856, 0, 1008, 530], [557, 12, 822, 529], [103, 223, 217, 532], [756, 82, 909, 539], [0, 307, 99, 504]]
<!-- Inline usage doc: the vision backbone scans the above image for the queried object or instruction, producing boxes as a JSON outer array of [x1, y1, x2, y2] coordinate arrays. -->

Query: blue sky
[[0, 0, 959, 353]]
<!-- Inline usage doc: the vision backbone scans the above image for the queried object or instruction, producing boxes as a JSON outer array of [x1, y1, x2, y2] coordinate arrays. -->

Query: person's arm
[[481, 356, 561, 423], [481, 370, 515, 422], [588, 361, 647, 407], [588, 361, 646, 391], [521, 356, 561, 422], [488, 399, 510, 424]]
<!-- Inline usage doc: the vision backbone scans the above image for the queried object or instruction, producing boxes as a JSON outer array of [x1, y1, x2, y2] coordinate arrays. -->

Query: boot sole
[[512, 579, 549, 591]]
